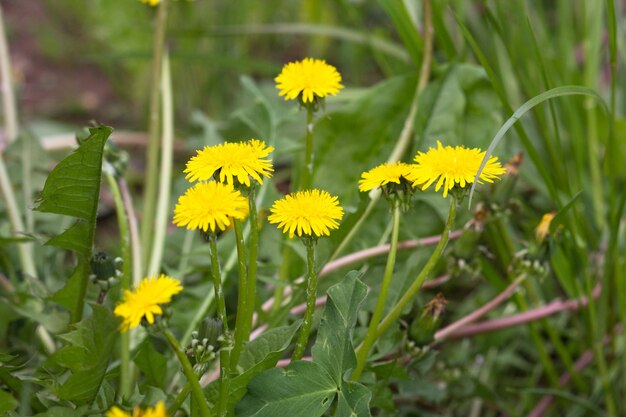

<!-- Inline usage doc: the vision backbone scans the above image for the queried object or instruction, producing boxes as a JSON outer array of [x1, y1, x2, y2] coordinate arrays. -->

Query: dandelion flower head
[[173, 181, 248, 233], [140, 0, 160, 6], [275, 58, 343, 103], [409, 141, 506, 198], [358, 162, 415, 192], [184, 139, 274, 186], [107, 401, 167, 417], [268, 189, 343, 238], [114, 276, 182, 332]]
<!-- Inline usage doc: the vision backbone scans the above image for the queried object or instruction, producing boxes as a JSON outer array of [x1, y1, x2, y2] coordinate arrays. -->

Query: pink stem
[[256, 231, 462, 325], [249, 274, 450, 342], [444, 284, 601, 340], [526, 324, 621, 417], [434, 277, 524, 342]]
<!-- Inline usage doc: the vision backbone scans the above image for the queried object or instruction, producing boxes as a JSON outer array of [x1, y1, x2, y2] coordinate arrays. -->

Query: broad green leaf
[[45, 220, 91, 256], [314, 74, 417, 207], [51, 305, 118, 404], [134, 337, 169, 389], [0, 389, 18, 414], [335, 381, 372, 417], [413, 63, 503, 152], [310, 273, 372, 417], [207, 321, 301, 410], [311, 271, 368, 385], [236, 360, 336, 417], [34, 126, 112, 321], [35, 126, 112, 220]]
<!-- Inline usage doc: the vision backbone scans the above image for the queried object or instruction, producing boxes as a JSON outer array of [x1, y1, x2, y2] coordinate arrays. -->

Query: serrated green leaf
[[49, 265, 88, 319], [207, 321, 301, 411], [45, 220, 90, 256], [35, 126, 112, 219], [236, 360, 336, 417], [311, 271, 368, 385], [51, 305, 118, 404], [35, 126, 112, 322]]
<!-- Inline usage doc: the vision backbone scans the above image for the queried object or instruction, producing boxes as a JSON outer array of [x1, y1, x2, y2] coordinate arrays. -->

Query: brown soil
[[2, 0, 123, 125]]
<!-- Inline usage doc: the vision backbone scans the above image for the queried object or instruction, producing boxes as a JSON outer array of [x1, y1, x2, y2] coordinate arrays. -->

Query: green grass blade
[[469, 86, 609, 205]]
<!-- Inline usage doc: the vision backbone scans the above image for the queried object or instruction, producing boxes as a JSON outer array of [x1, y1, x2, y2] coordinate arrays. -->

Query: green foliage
[[238, 272, 371, 417], [34, 126, 112, 322], [46, 305, 118, 404], [207, 320, 302, 411], [1, 1, 625, 416]]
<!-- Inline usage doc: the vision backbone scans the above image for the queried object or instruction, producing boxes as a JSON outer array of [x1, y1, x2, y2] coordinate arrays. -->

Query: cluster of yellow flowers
[[110, 56, 506, 415], [360, 141, 506, 198]]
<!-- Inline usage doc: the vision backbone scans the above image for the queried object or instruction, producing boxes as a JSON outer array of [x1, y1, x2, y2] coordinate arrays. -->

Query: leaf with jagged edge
[[34, 126, 112, 320]]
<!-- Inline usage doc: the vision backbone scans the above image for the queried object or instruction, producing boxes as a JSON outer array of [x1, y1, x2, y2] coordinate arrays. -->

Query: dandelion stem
[[230, 219, 248, 372], [104, 168, 134, 399], [243, 187, 260, 340], [167, 383, 191, 416], [141, 0, 169, 272], [207, 232, 231, 416], [292, 241, 317, 360], [300, 105, 315, 190], [373, 195, 456, 340], [352, 202, 401, 380], [161, 327, 212, 417], [208, 233, 229, 336]]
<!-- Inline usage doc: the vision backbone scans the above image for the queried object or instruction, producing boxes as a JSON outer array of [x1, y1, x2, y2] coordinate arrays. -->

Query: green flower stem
[[372, 195, 456, 342], [218, 348, 231, 417], [243, 187, 260, 340], [352, 202, 401, 381], [161, 327, 212, 417], [272, 105, 314, 317], [168, 383, 191, 416], [141, 0, 169, 272], [208, 233, 229, 335], [271, 249, 291, 315], [104, 169, 134, 399], [299, 105, 314, 191], [207, 232, 231, 416], [230, 219, 248, 372], [292, 240, 317, 360]]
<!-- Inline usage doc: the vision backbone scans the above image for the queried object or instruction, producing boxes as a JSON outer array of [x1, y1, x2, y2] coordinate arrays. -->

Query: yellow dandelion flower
[[184, 139, 274, 186], [535, 212, 556, 242], [173, 181, 248, 233], [275, 58, 343, 103], [268, 189, 343, 238], [140, 0, 160, 6], [409, 141, 506, 198], [114, 276, 182, 332], [358, 162, 415, 192], [107, 401, 167, 417]]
